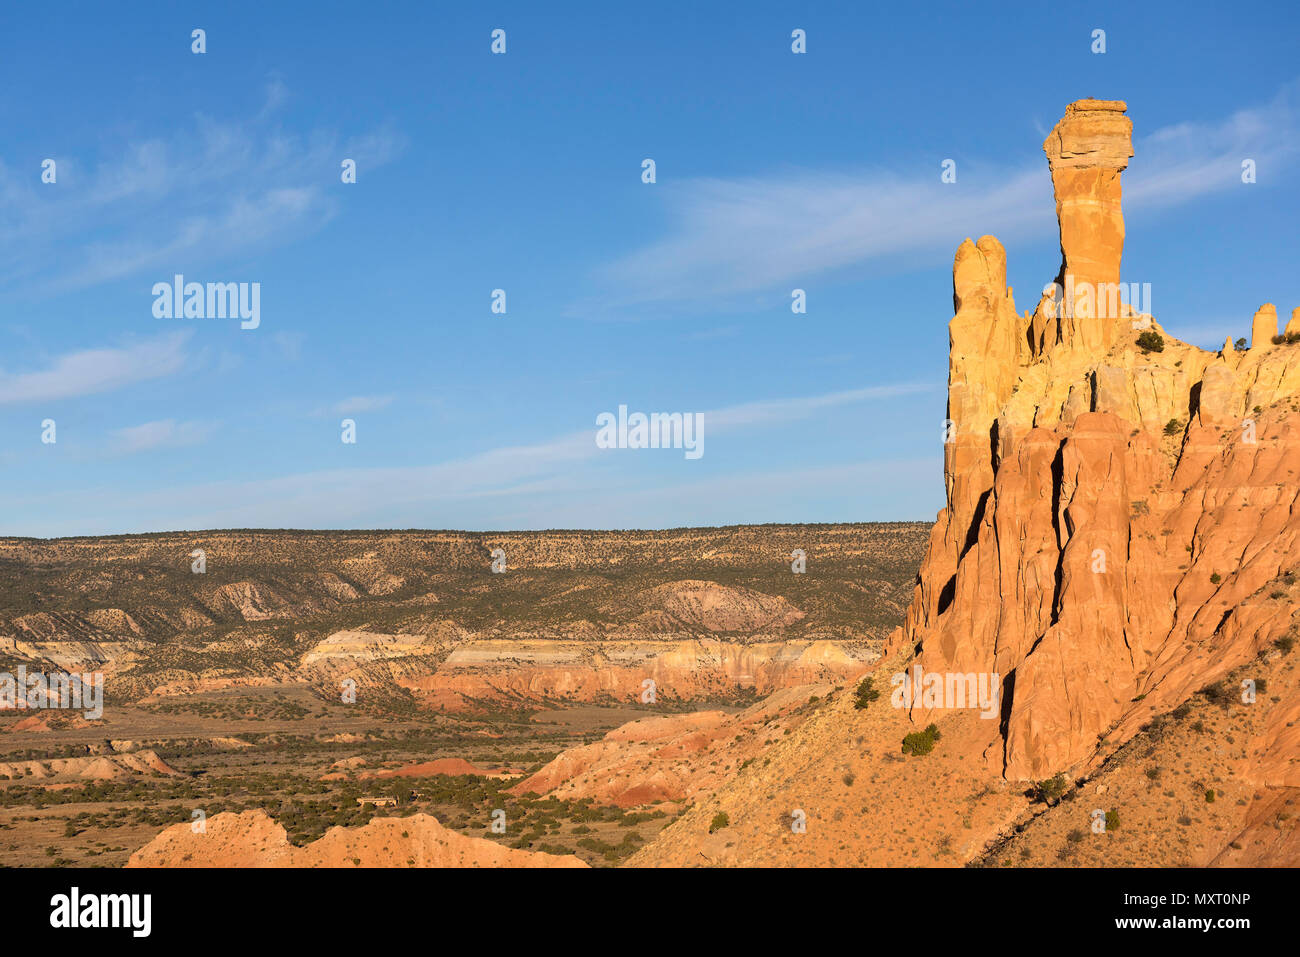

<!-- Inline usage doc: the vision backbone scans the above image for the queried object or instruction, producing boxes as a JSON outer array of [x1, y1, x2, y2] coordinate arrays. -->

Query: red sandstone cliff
[[888, 98, 1300, 782]]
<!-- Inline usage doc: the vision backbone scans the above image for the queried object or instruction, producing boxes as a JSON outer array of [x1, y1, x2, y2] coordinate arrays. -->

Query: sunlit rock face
[[889, 99, 1300, 782]]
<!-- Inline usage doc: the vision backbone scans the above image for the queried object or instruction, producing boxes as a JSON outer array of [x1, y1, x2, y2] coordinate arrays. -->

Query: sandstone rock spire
[[1034, 99, 1134, 354], [1251, 303, 1278, 349]]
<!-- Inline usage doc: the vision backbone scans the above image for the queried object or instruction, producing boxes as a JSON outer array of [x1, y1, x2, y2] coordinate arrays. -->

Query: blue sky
[[2, 0, 1298, 536]]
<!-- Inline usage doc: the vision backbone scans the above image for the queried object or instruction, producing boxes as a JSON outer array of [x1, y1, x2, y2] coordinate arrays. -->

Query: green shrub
[[853, 676, 880, 710], [1033, 773, 1069, 806], [708, 811, 729, 833], [1205, 789, 1216, 803], [1136, 330, 1164, 353], [901, 723, 941, 756], [1200, 681, 1237, 709], [1164, 418, 1184, 436], [1105, 809, 1120, 831], [577, 836, 615, 855]]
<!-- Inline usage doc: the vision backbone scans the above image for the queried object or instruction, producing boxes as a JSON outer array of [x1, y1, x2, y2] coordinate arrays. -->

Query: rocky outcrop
[[206, 581, 292, 621], [300, 629, 451, 666], [125, 810, 587, 868], [887, 98, 1300, 782], [627, 580, 806, 633], [0, 749, 180, 781]]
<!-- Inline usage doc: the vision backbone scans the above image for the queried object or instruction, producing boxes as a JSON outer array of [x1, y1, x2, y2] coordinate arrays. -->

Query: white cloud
[[11, 381, 931, 533], [1126, 82, 1300, 210], [332, 394, 396, 415], [111, 419, 214, 455], [0, 332, 189, 404], [0, 89, 404, 296], [704, 383, 931, 430], [258, 77, 290, 119], [587, 168, 1045, 309], [586, 84, 1300, 312]]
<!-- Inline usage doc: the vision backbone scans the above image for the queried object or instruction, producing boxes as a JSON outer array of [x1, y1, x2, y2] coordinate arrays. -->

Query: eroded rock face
[[888, 99, 1300, 782]]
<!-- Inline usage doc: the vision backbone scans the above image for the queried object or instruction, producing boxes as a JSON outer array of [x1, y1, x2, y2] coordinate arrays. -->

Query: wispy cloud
[[1126, 82, 1300, 209], [110, 418, 214, 455], [11, 381, 930, 533], [0, 86, 404, 297], [488, 457, 940, 530], [585, 83, 1300, 312], [585, 169, 1044, 310], [682, 325, 741, 341], [0, 332, 189, 404], [257, 77, 290, 120], [271, 331, 306, 361], [331, 394, 396, 415], [705, 383, 930, 430]]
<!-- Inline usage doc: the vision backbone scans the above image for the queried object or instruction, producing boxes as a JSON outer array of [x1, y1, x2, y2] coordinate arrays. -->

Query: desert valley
[[0, 523, 924, 866]]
